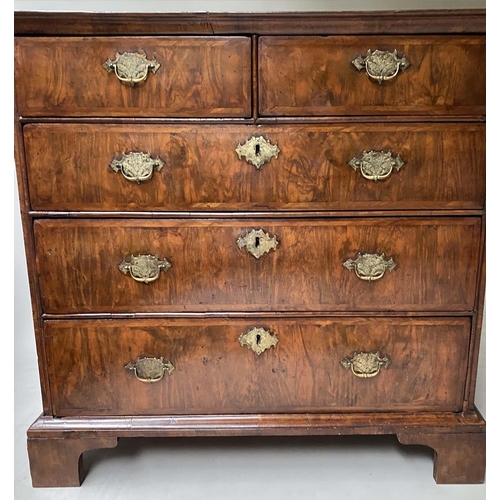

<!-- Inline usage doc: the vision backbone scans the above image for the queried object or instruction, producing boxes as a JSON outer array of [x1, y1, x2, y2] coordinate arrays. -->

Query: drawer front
[[45, 317, 471, 416], [25, 123, 485, 212], [259, 36, 485, 116], [34, 218, 481, 314], [14, 37, 251, 117]]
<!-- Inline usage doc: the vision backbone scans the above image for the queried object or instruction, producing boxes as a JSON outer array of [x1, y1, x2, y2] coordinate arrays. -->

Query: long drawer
[[34, 218, 481, 314], [24, 123, 485, 211], [45, 317, 471, 416], [259, 36, 485, 116], [14, 37, 251, 117]]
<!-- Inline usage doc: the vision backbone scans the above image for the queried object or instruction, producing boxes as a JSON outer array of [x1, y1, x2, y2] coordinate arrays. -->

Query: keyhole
[[255, 237, 260, 247], [255, 143, 261, 156], [256, 334, 261, 345]]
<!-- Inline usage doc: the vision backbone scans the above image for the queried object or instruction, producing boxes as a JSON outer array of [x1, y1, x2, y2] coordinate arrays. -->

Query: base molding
[[27, 409, 485, 487]]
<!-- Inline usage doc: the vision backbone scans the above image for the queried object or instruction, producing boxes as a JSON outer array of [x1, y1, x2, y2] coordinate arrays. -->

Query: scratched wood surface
[[44, 317, 471, 416], [24, 123, 485, 211], [14, 10, 487, 487], [259, 36, 485, 116], [14, 10, 487, 37], [33, 218, 481, 314], [27, 411, 486, 439], [14, 37, 251, 117]]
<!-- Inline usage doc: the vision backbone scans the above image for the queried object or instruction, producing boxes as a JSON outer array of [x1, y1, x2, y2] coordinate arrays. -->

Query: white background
[[13, 1, 488, 499]]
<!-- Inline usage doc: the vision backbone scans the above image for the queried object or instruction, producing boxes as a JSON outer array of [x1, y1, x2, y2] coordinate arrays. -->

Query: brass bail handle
[[125, 356, 175, 383], [103, 51, 160, 86], [110, 152, 165, 184], [341, 351, 391, 378], [118, 254, 172, 284], [348, 150, 404, 182], [352, 49, 410, 84], [343, 252, 396, 281]]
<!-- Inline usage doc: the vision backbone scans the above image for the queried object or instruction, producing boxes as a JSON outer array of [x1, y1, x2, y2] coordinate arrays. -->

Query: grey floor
[[14, 178, 486, 499], [14, 2, 487, 497]]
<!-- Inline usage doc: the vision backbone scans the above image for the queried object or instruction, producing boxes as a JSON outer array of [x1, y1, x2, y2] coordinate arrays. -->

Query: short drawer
[[34, 218, 481, 314], [14, 37, 251, 117], [259, 36, 485, 116], [24, 123, 485, 211], [44, 317, 471, 416]]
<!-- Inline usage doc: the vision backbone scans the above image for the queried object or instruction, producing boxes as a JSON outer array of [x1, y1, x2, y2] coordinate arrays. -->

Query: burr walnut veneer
[[14, 10, 486, 487]]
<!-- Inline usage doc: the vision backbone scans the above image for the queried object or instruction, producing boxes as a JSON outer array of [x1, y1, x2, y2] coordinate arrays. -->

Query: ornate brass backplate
[[237, 229, 279, 259], [118, 254, 172, 283], [348, 150, 404, 182], [110, 152, 165, 184], [125, 356, 175, 383], [235, 136, 280, 170], [343, 252, 396, 281], [341, 351, 391, 378], [239, 327, 278, 355], [352, 49, 410, 84], [103, 51, 160, 86]]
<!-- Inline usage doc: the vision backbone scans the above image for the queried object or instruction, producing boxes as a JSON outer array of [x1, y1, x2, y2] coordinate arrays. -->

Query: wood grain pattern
[[466, 239, 486, 408], [397, 432, 486, 484], [34, 218, 481, 314], [44, 317, 471, 416], [28, 209, 486, 219], [14, 37, 251, 117], [14, 116, 53, 414], [14, 10, 486, 37], [25, 408, 485, 487], [27, 437, 118, 487], [39, 311, 476, 320], [14, 9, 487, 487], [28, 410, 486, 439], [24, 123, 485, 212], [259, 36, 485, 116]]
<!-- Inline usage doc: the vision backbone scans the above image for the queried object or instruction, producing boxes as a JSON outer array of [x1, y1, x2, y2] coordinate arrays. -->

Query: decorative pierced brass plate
[[103, 51, 160, 86], [118, 254, 171, 283], [237, 229, 279, 259], [239, 327, 278, 355], [348, 150, 404, 182], [341, 351, 391, 378], [343, 252, 396, 281], [235, 136, 280, 169], [352, 49, 410, 83], [110, 152, 165, 184], [125, 356, 175, 383]]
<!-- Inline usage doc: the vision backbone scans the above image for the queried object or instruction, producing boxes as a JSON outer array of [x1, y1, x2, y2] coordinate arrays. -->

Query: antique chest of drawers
[[14, 9, 486, 487]]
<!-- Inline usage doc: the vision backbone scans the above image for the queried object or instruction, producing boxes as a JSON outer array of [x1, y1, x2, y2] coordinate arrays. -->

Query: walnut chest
[[14, 9, 486, 487]]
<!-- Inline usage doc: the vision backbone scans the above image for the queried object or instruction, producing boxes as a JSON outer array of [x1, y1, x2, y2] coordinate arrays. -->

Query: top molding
[[14, 9, 486, 36]]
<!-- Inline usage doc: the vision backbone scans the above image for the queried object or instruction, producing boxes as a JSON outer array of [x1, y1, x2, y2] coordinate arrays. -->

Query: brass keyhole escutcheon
[[235, 136, 280, 170], [239, 327, 278, 356], [237, 229, 278, 260]]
